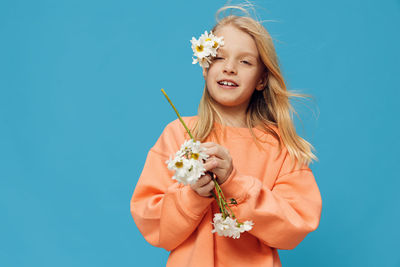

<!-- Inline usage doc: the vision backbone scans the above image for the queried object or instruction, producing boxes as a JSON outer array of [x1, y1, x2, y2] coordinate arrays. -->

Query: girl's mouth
[[217, 80, 238, 88]]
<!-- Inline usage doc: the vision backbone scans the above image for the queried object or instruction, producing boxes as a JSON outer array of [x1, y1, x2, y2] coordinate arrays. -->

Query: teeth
[[220, 81, 236, 86]]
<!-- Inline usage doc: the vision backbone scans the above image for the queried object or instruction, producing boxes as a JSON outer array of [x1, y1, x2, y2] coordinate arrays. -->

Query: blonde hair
[[191, 5, 318, 168]]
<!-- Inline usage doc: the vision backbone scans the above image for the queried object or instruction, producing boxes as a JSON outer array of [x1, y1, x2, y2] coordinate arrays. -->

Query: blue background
[[1, 0, 399, 266]]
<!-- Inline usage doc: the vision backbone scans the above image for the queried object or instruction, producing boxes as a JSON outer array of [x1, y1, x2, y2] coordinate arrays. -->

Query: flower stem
[[161, 89, 193, 140], [161, 89, 235, 219], [212, 177, 236, 219]]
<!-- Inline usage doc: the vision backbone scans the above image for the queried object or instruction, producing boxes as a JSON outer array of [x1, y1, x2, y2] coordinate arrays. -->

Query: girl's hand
[[190, 160, 217, 197], [202, 142, 233, 185]]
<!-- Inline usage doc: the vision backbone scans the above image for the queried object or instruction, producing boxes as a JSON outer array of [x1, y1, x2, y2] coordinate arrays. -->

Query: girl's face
[[203, 25, 265, 113]]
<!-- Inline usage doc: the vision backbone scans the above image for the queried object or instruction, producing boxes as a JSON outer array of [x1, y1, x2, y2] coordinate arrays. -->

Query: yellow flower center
[[205, 38, 211, 41], [213, 41, 218, 48], [191, 153, 199, 160], [196, 45, 204, 52], [175, 161, 183, 168]]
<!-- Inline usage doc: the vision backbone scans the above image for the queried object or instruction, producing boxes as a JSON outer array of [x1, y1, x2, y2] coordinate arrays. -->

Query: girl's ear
[[256, 74, 267, 91], [202, 67, 208, 79], [255, 81, 263, 91]]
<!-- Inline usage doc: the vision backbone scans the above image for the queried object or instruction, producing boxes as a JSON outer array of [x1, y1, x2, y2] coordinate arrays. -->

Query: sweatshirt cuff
[[178, 185, 214, 219], [219, 167, 255, 204]]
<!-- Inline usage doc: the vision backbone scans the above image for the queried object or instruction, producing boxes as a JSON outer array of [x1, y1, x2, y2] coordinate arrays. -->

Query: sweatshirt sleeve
[[130, 120, 213, 251], [219, 149, 322, 250]]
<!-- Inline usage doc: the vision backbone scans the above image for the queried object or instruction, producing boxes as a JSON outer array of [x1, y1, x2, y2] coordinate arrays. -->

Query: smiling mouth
[[217, 80, 239, 87]]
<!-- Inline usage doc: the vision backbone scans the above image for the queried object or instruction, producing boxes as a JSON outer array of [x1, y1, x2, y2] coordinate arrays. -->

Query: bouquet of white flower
[[162, 88, 253, 239], [212, 213, 254, 239], [166, 139, 209, 185]]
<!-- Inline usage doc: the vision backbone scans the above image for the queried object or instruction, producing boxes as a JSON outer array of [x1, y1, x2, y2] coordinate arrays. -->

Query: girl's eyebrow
[[218, 48, 258, 58], [240, 52, 258, 58]]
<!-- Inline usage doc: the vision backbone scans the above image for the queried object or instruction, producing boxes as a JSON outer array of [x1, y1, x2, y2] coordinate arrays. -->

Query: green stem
[[212, 177, 236, 219], [211, 191, 218, 201], [161, 89, 234, 219], [161, 89, 193, 140], [210, 190, 222, 212], [213, 181, 224, 214], [225, 202, 235, 219]]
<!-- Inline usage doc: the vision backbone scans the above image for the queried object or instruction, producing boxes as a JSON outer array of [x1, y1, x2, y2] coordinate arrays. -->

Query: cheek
[[249, 69, 263, 85], [242, 72, 259, 87], [204, 67, 218, 84]]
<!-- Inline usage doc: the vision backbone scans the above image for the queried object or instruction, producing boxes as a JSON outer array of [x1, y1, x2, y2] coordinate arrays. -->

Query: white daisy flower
[[203, 31, 224, 57], [211, 213, 253, 239], [191, 31, 224, 68], [192, 56, 212, 68], [166, 156, 190, 182], [191, 36, 212, 61], [166, 139, 209, 185], [176, 139, 208, 161], [181, 158, 206, 185], [188, 139, 209, 161], [239, 220, 254, 233]]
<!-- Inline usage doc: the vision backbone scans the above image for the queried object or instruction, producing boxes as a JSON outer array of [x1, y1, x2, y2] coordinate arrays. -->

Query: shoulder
[[265, 123, 281, 141], [163, 115, 198, 138], [258, 124, 311, 173], [251, 123, 282, 147], [165, 115, 198, 130], [151, 116, 198, 157]]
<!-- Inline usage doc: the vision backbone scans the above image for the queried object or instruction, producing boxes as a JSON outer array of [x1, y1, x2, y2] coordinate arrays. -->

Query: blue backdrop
[[1, 0, 399, 266]]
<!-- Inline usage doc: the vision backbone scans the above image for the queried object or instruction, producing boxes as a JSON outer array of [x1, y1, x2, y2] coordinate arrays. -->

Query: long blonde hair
[[191, 5, 318, 168]]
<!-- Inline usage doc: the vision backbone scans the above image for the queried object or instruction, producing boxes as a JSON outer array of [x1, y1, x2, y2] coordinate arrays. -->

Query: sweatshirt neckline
[[213, 121, 267, 137], [183, 116, 278, 138]]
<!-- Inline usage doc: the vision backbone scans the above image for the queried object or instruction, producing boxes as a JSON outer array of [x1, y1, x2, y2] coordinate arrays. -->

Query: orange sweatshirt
[[130, 116, 322, 267]]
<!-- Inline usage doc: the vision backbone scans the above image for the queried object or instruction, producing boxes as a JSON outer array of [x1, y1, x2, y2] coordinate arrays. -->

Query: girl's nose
[[223, 60, 237, 75]]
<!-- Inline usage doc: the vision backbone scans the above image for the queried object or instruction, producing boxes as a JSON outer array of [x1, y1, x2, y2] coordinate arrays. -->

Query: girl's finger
[[205, 145, 230, 161], [201, 142, 216, 148], [195, 174, 211, 187], [203, 159, 218, 172], [198, 180, 215, 196], [207, 157, 227, 176]]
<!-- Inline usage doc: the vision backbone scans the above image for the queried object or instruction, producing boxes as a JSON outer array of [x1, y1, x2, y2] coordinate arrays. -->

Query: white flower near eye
[[191, 31, 224, 68], [192, 56, 212, 68], [211, 213, 253, 239], [203, 31, 224, 57], [191, 36, 211, 61]]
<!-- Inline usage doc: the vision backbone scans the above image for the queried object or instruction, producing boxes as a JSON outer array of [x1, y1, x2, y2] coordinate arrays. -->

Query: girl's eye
[[214, 57, 224, 60], [241, 60, 252, 65]]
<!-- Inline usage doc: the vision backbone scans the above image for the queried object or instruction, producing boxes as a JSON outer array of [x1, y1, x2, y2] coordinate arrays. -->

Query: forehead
[[214, 25, 259, 57]]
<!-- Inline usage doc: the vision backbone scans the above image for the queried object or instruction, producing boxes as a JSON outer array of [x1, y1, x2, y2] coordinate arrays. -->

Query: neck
[[214, 104, 248, 128]]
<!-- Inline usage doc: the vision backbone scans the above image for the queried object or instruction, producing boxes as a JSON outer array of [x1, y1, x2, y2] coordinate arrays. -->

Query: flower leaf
[[229, 198, 238, 205]]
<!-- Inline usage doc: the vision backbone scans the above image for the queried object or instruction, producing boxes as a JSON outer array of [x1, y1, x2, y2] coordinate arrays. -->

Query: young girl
[[131, 5, 322, 267]]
